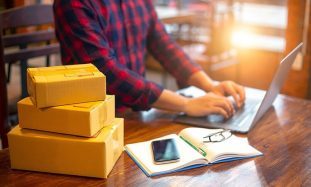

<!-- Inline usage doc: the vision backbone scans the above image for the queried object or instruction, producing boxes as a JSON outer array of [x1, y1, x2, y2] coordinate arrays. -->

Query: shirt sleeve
[[53, 0, 163, 111], [146, 1, 202, 86]]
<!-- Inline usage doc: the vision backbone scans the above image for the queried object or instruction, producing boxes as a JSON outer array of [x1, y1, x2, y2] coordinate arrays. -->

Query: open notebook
[[125, 128, 262, 177]]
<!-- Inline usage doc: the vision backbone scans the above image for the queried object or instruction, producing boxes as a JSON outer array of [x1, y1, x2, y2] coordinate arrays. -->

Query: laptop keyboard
[[207, 100, 260, 126]]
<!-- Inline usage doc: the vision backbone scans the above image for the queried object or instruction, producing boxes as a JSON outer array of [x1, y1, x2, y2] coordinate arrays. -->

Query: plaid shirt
[[54, 0, 201, 111]]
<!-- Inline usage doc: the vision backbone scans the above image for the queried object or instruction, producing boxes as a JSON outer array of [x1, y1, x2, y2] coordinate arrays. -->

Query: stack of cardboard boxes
[[8, 64, 123, 178]]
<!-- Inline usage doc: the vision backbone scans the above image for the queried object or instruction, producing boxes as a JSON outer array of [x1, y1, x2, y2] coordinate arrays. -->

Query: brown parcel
[[8, 118, 124, 178], [27, 64, 106, 108], [18, 95, 115, 137]]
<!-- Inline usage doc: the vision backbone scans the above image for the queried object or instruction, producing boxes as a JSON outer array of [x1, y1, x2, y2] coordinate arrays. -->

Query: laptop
[[174, 43, 303, 133]]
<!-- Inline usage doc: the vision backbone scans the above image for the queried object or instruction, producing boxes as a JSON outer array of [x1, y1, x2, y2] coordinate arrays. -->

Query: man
[[53, 0, 245, 118]]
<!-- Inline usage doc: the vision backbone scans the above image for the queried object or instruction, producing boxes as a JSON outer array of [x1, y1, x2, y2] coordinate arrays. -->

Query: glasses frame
[[203, 130, 232, 143]]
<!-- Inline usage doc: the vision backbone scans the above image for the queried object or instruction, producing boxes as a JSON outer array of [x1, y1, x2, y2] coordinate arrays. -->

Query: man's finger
[[224, 83, 240, 107], [206, 107, 229, 118], [214, 97, 234, 116], [233, 84, 245, 106], [237, 85, 246, 102]]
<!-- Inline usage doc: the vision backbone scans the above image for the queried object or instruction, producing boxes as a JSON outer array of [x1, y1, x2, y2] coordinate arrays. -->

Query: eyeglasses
[[203, 130, 232, 143]]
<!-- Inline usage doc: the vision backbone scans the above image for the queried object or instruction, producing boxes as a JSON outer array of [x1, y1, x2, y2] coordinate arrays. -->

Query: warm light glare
[[231, 29, 254, 47], [231, 28, 286, 52]]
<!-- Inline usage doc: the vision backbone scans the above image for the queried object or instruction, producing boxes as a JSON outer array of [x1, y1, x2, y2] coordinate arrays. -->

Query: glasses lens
[[222, 131, 232, 139], [209, 130, 231, 142], [210, 133, 224, 142]]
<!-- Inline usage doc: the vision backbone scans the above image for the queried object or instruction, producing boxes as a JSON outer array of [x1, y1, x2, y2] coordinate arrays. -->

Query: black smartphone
[[151, 138, 180, 164]]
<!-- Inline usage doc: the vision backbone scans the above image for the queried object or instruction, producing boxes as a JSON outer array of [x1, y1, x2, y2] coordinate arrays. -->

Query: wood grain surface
[[0, 92, 310, 187]]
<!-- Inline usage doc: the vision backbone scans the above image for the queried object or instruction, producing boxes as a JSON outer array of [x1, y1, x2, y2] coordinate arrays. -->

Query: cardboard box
[[8, 118, 124, 178], [18, 95, 115, 137], [27, 64, 106, 108]]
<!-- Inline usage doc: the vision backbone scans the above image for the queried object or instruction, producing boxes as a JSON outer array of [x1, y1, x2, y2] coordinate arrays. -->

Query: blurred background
[[0, 0, 310, 123], [148, 0, 310, 100]]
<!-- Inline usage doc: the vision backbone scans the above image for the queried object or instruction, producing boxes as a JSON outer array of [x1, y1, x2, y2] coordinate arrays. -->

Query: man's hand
[[152, 89, 236, 118], [184, 92, 234, 118], [211, 81, 245, 108], [187, 71, 245, 108]]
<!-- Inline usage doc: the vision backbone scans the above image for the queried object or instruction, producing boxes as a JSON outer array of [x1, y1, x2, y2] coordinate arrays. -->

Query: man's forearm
[[187, 70, 215, 92], [151, 89, 188, 113], [151, 71, 216, 113]]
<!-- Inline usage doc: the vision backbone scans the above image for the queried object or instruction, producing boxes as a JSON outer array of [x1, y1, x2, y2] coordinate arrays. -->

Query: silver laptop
[[174, 43, 303, 133]]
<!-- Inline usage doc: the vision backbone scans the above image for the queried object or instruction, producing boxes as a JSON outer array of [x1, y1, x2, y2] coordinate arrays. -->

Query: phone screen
[[151, 138, 180, 164]]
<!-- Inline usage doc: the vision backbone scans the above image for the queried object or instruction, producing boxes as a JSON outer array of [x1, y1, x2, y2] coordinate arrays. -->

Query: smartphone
[[151, 138, 180, 164]]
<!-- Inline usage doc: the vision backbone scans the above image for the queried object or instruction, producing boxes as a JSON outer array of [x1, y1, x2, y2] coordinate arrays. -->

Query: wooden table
[[0, 87, 311, 186]]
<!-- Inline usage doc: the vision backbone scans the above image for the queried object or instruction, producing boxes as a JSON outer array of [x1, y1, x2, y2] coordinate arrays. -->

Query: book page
[[179, 128, 262, 163], [125, 134, 208, 176]]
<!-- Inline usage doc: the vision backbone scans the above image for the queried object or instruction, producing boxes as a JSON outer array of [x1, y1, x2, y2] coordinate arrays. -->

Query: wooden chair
[[0, 36, 9, 149], [0, 4, 60, 148]]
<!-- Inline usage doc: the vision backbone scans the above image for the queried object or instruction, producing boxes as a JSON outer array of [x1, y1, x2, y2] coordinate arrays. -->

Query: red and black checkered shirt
[[54, 0, 201, 111]]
